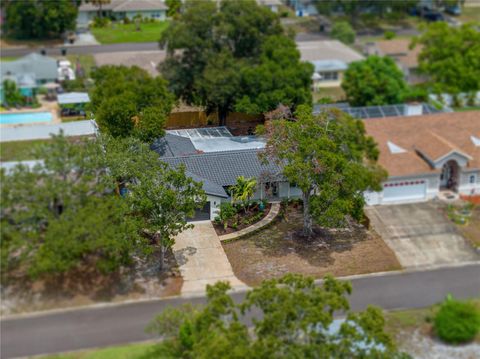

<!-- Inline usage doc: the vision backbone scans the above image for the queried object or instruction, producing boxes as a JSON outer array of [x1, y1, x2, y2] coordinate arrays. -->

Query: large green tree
[[414, 22, 480, 95], [342, 56, 409, 106], [160, 0, 312, 124], [260, 106, 386, 237], [5, 0, 78, 39], [105, 137, 206, 270], [1, 134, 205, 280], [148, 274, 409, 358], [89, 65, 175, 142]]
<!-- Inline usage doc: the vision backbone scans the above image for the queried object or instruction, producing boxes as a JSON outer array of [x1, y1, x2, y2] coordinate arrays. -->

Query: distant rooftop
[[57, 92, 90, 105], [313, 103, 445, 119], [298, 40, 364, 63]]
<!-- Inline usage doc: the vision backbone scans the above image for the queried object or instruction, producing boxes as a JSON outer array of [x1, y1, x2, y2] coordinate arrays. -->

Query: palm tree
[[231, 176, 257, 213]]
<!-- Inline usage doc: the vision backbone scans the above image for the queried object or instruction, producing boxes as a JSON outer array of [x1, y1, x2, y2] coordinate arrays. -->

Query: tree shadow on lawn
[[250, 206, 370, 268], [1, 250, 182, 314]]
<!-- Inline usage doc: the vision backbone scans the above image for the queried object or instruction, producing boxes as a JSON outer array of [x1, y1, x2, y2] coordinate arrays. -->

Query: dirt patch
[[222, 205, 401, 286], [439, 200, 480, 249], [1, 250, 182, 316], [212, 203, 271, 236]]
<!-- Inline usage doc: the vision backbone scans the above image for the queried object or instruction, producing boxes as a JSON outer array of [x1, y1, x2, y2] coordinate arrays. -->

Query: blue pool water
[[0, 111, 53, 125]]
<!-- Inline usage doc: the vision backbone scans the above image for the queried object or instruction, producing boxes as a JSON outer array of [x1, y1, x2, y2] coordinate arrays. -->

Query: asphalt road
[[0, 33, 330, 58], [0, 42, 163, 57], [2, 263, 479, 358]]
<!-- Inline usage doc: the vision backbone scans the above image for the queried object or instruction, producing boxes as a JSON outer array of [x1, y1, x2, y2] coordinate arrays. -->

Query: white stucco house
[[297, 40, 364, 89], [77, 0, 167, 28], [363, 111, 480, 205], [152, 127, 302, 221]]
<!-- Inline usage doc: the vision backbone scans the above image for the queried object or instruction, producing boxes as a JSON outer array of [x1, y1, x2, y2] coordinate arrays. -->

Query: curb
[[2, 261, 479, 321]]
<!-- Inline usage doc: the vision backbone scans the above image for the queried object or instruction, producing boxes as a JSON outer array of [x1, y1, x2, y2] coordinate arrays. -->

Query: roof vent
[[471, 136, 480, 147], [387, 141, 407, 154]]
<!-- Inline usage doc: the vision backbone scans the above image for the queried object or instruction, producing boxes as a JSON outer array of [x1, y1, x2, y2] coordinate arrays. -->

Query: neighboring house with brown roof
[[77, 0, 167, 28], [364, 39, 426, 85], [363, 111, 480, 205]]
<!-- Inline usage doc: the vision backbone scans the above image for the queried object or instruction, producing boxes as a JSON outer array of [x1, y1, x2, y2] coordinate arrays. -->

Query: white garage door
[[383, 180, 426, 203]]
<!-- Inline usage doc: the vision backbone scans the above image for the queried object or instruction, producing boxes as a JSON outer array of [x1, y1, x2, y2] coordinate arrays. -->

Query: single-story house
[[1, 53, 58, 86], [152, 128, 302, 221], [363, 111, 480, 205], [77, 0, 167, 27], [257, 0, 282, 13], [364, 39, 426, 85], [297, 40, 364, 89], [0, 53, 58, 103]]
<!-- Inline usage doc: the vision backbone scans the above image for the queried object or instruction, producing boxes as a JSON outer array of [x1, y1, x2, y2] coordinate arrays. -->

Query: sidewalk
[[173, 221, 247, 294]]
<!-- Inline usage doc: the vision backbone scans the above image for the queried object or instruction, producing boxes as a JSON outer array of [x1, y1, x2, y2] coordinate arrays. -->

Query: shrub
[[384, 30, 396, 40], [92, 17, 110, 28], [217, 202, 237, 230], [331, 21, 355, 45], [434, 297, 480, 344], [123, 17, 131, 25]]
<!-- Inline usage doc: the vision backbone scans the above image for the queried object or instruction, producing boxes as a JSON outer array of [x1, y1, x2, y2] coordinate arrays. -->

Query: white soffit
[[387, 141, 407, 154], [471, 135, 480, 147]]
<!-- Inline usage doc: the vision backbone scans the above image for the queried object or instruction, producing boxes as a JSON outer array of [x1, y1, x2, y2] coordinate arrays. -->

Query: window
[[470, 175, 476, 184], [318, 71, 338, 82]]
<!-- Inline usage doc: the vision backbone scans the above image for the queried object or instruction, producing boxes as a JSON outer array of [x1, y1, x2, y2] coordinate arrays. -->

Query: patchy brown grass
[[222, 205, 401, 286], [1, 250, 182, 316], [456, 205, 480, 249]]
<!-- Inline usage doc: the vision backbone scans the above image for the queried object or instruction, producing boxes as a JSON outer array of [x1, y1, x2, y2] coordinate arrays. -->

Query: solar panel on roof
[[313, 102, 446, 119]]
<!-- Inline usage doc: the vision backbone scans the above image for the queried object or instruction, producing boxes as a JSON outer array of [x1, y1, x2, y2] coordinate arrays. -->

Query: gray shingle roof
[[186, 171, 228, 198], [151, 134, 197, 158], [162, 149, 284, 187], [79, 0, 167, 12], [1, 53, 58, 82]]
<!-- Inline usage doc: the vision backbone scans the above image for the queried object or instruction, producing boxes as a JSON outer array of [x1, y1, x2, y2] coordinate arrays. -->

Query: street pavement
[[2, 263, 479, 358], [0, 34, 328, 58]]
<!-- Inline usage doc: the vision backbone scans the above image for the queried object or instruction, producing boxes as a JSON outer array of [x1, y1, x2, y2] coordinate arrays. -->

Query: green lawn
[[454, 106, 480, 112], [66, 54, 97, 78], [0, 139, 52, 162], [0, 56, 19, 62], [91, 22, 169, 44], [43, 342, 164, 359], [459, 6, 480, 23]]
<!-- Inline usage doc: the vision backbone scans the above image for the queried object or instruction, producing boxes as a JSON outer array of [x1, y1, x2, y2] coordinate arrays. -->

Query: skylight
[[471, 135, 480, 147], [387, 141, 407, 154]]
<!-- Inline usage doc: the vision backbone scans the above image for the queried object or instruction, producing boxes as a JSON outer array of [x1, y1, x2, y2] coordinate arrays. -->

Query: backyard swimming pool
[[0, 112, 53, 125]]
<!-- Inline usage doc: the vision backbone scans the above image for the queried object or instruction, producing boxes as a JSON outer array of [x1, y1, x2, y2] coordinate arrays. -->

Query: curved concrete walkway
[[219, 202, 281, 241], [173, 221, 247, 295]]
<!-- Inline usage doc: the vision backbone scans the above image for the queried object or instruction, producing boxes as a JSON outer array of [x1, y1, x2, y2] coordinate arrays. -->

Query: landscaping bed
[[212, 202, 271, 236], [384, 299, 480, 359], [1, 249, 182, 315], [222, 204, 401, 286]]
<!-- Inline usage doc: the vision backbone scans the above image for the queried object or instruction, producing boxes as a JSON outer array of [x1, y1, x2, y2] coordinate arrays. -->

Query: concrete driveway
[[366, 202, 479, 268], [173, 221, 247, 294]]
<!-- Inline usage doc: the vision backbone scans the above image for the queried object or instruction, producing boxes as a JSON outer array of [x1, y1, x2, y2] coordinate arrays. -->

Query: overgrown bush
[[215, 202, 237, 230], [331, 21, 355, 45], [92, 17, 110, 28], [434, 297, 480, 344], [384, 30, 396, 40]]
